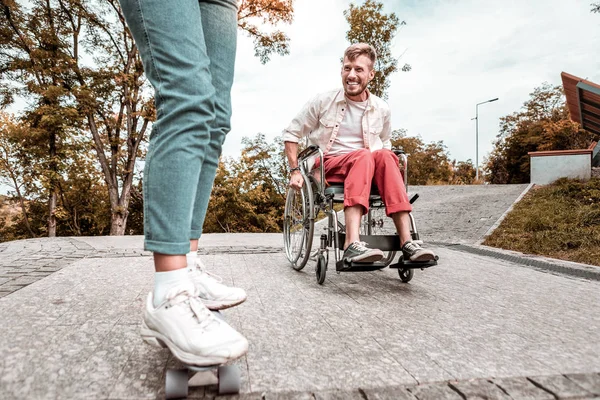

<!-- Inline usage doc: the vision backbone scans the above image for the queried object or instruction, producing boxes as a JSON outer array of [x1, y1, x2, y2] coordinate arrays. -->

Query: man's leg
[[186, 0, 246, 310], [324, 149, 384, 262], [372, 149, 436, 262], [119, 0, 247, 364]]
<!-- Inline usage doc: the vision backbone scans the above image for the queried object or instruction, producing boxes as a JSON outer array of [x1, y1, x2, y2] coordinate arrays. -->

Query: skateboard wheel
[[165, 368, 188, 399], [316, 254, 327, 285], [217, 365, 241, 394], [398, 268, 414, 283]]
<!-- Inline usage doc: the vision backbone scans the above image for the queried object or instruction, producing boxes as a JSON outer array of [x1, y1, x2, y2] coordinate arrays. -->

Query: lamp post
[[474, 97, 498, 181]]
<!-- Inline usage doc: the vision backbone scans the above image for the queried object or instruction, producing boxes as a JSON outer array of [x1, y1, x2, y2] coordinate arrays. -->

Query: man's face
[[341, 54, 375, 99]]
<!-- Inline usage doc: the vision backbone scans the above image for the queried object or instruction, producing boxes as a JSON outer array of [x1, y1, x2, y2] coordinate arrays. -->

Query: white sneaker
[[190, 259, 247, 310], [140, 282, 248, 366]]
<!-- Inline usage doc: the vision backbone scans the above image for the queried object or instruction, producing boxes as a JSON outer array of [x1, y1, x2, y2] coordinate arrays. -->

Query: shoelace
[[403, 242, 420, 252], [195, 261, 224, 284], [350, 241, 370, 252], [165, 284, 216, 330]]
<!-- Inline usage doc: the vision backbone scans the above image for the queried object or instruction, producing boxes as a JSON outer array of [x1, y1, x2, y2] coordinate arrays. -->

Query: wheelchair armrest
[[297, 145, 320, 161]]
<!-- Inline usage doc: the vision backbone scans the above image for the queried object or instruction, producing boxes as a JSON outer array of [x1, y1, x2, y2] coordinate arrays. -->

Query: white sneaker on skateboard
[[140, 282, 248, 367]]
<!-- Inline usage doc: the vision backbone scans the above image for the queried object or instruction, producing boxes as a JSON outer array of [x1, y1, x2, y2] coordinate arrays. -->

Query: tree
[[204, 134, 287, 233], [391, 129, 453, 185], [1, 0, 296, 237], [592, 2, 600, 13], [484, 83, 598, 184], [0, 113, 34, 237], [0, 0, 152, 235], [344, 0, 409, 99], [0, 111, 116, 241], [450, 160, 476, 185], [237, 0, 294, 64]]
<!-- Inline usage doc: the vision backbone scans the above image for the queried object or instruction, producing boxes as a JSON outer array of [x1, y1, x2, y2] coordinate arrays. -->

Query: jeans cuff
[[144, 239, 190, 255]]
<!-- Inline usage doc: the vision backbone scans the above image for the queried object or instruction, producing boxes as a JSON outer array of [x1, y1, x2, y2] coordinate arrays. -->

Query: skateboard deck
[[163, 311, 242, 399]]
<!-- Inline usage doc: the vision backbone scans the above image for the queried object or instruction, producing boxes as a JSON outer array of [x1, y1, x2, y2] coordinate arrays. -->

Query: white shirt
[[328, 98, 368, 156], [282, 89, 392, 154]]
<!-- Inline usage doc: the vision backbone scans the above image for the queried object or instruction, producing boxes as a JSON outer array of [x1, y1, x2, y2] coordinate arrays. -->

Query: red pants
[[324, 149, 412, 216]]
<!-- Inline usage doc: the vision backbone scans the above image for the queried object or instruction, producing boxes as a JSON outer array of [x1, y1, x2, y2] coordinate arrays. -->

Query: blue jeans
[[119, 0, 238, 254]]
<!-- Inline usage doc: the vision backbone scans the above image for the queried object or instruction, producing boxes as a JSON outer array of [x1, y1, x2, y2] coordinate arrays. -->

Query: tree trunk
[[48, 190, 57, 237], [48, 129, 57, 237], [8, 169, 35, 238], [110, 208, 128, 235], [16, 187, 35, 238]]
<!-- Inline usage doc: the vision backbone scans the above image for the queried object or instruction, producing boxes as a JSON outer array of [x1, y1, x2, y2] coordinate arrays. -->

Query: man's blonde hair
[[344, 43, 377, 68]]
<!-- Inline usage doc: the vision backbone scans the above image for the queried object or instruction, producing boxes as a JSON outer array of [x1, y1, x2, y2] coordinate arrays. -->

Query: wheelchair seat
[[324, 183, 382, 203]]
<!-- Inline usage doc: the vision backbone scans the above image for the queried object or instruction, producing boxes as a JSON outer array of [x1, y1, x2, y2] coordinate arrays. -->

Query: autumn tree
[[450, 160, 476, 185], [238, 0, 294, 64], [0, 112, 115, 241], [1, 0, 296, 237], [391, 129, 453, 185], [344, 0, 409, 99], [484, 83, 597, 184], [0, 113, 34, 237], [204, 134, 287, 233], [0, 0, 151, 235]]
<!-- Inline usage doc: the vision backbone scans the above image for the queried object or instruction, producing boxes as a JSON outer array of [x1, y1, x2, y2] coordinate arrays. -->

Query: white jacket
[[282, 89, 392, 154]]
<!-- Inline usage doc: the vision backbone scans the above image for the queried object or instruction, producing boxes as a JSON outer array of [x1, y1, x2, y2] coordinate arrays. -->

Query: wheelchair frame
[[283, 145, 438, 285]]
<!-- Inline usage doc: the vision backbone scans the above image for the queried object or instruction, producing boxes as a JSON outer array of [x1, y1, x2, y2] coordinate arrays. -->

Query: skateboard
[[165, 364, 241, 399], [163, 311, 243, 399]]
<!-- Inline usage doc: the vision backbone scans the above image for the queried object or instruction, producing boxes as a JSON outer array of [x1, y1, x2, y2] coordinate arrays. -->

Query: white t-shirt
[[327, 98, 368, 156]]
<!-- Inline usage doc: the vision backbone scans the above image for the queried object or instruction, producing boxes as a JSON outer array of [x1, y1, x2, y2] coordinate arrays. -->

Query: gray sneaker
[[343, 241, 384, 263], [402, 241, 437, 262]]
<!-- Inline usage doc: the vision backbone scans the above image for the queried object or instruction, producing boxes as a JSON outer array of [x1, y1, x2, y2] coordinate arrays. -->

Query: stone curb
[[432, 241, 600, 281]]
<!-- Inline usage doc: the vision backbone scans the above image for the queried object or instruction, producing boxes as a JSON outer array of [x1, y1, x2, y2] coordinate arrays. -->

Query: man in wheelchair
[[282, 43, 437, 265]]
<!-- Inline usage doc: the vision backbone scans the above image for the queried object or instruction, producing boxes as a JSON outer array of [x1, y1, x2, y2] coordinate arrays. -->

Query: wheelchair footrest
[[336, 259, 389, 272], [388, 257, 438, 270]]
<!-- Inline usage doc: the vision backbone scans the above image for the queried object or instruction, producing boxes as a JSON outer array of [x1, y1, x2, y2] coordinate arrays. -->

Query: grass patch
[[483, 177, 600, 267]]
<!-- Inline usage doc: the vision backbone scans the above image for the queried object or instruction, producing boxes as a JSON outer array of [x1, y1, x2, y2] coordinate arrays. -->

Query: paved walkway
[[1, 185, 599, 399]]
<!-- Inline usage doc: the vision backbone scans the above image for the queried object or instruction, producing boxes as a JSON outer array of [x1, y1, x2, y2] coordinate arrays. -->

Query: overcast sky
[[228, 0, 600, 165]]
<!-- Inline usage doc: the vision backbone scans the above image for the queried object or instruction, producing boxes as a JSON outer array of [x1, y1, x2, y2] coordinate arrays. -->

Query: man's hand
[[289, 170, 304, 191]]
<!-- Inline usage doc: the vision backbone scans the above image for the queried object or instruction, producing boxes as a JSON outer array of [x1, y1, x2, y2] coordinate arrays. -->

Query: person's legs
[[372, 149, 412, 243], [190, 0, 238, 240], [324, 149, 384, 262], [119, 0, 247, 364], [182, 0, 247, 309], [372, 149, 436, 262]]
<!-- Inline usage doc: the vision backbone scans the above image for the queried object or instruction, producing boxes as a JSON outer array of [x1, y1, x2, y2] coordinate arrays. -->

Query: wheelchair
[[283, 145, 438, 285]]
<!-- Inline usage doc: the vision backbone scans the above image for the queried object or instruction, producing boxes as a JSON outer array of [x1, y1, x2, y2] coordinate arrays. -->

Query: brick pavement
[[0, 249, 599, 399]]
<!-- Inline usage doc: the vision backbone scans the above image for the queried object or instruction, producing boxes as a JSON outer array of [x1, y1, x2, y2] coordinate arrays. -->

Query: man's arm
[[282, 95, 321, 190], [284, 141, 299, 170], [284, 141, 303, 190], [282, 95, 320, 145]]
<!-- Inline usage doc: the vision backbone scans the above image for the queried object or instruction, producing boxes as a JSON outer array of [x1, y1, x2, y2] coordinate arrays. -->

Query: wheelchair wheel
[[398, 268, 414, 283], [316, 254, 327, 284], [283, 184, 314, 271], [361, 208, 397, 266]]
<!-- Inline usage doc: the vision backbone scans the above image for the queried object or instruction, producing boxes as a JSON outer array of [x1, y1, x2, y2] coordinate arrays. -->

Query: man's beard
[[344, 81, 368, 97]]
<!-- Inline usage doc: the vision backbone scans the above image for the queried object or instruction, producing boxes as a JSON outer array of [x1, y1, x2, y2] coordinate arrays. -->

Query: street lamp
[[474, 97, 499, 181]]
